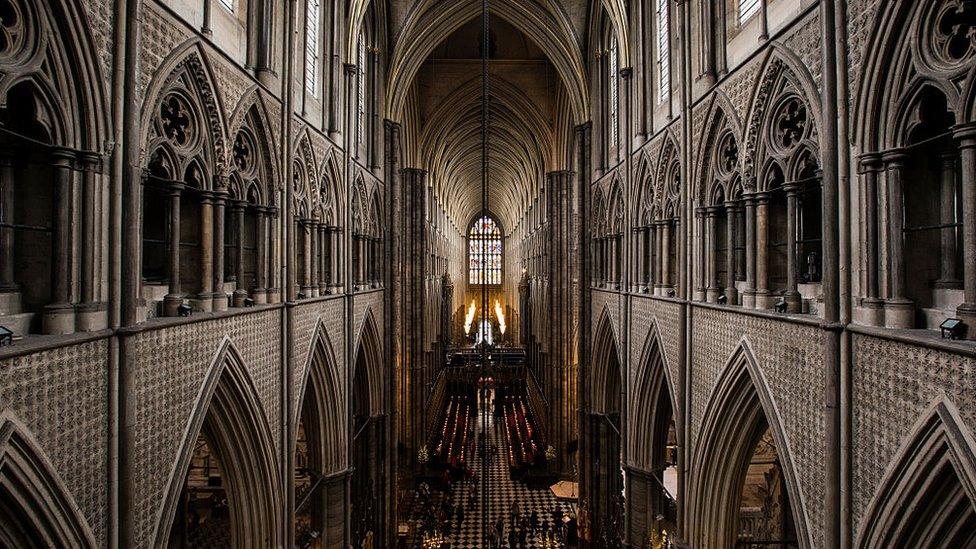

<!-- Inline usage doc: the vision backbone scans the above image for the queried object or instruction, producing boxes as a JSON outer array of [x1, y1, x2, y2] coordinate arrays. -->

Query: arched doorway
[[626, 327, 677, 546], [688, 345, 805, 548], [583, 311, 624, 546], [159, 344, 281, 548], [294, 324, 346, 548], [351, 312, 385, 548], [857, 401, 976, 547]]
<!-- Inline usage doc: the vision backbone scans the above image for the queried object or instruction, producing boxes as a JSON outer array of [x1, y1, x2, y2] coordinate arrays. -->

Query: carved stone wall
[[0, 339, 109, 545], [850, 333, 976, 538], [690, 306, 826, 547], [126, 310, 283, 543]]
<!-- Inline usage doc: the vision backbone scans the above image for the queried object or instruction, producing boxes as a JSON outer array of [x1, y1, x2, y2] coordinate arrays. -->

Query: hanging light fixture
[[478, 0, 491, 540]]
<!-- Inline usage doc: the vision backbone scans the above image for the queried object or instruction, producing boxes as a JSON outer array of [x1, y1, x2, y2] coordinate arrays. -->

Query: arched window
[[607, 32, 620, 156], [468, 215, 502, 286], [735, 0, 761, 26], [218, 0, 234, 11], [656, 0, 670, 101], [357, 30, 368, 154], [304, 0, 321, 95]]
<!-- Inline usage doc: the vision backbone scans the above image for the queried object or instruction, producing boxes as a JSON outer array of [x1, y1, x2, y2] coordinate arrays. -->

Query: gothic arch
[[227, 88, 280, 203], [854, 0, 976, 151], [353, 307, 383, 416], [292, 130, 317, 219], [694, 92, 742, 205], [387, 0, 588, 123], [141, 43, 228, 179], [688, 340, 811, 549], [318, 149, 343, 225], [0, 0, 109, 151], [296, 319, 347, 474], [153, 338, 282, 548], [0, 412, 96, 548], [626, 320, 677, 470], [590, 305, 622, 415], [742, 47, 822, 190], [856, 399, 976, 547]]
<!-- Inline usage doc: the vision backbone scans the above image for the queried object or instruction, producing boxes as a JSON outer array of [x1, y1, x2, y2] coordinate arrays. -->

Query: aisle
[[409, 405, 575, 548]]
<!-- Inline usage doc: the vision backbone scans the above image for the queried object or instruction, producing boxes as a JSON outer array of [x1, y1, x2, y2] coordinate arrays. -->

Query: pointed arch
[[153, 338, 282, 548], [857, 399, 976, 547], [590, 305, 622, 415], [140, 42, 228, 179], [386, 0, 587, 123], [227, 88, 280, 203], [688, 340, 811, 549], [694, 92, 742, 204], [0, 412, 96, 548], [627, 320, 677, 470], [296, 319, 347, 475], [353, 307, 383, 416]]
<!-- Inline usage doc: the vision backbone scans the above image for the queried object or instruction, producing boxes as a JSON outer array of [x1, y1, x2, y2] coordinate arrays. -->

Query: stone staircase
[[0, 291, 36, 337]]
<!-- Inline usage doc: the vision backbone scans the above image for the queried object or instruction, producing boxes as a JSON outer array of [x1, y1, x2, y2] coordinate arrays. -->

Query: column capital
[[881, 148, 910, 167], [343, 63, 358, 76], [857, 152, 883, 173], [49, 147, 75, 166], [953, 122, 976, 146]]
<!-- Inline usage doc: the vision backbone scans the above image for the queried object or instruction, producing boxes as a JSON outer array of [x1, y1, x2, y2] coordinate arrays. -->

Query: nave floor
[[405, 414, 575, 548]]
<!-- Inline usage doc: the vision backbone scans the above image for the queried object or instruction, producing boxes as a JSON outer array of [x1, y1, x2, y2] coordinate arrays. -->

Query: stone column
[[196, 192, 214, 312], [309, 221, 320, 297], [705, 207, 721, 303], [882, 150, 913, 328], [43, 148, 76, 334], [79, 153, 99, 306], [212, 193, 227, 311], [693, 209, 705, 300], [330, 227, 341, 292], [742, 195, 757, 308], [301, 219, 314, 297], [725, 201, 740, 304], [860, 154, 884, 325], [253, 207, 269, 304], [755, 193, 771, 309], [163, 185, 184, 316], [232, 204, 247, 306], [268, 208, 280, 303], [953, 124, 976, 338], [662, 221, 672, 293], [784, 184, 802, 313], [935, 151, 961, 289], [318, 224, 328, 294], [0, 154, 15, 293]]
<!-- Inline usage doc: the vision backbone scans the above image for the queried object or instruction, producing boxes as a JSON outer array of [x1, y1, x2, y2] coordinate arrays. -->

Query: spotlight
[[177, 304, 192, 317], [717, 293, 727, 305], [940, 318, 966, 340], [243, 297, 255, 308], [297, 292, 306, 300], [774, 297, 788, 313], [0, 326, 12, 347], [666, 288, 676, 298]]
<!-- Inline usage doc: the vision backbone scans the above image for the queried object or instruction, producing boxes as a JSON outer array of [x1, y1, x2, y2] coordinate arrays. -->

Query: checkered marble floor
[[407, 407, 575, 548]]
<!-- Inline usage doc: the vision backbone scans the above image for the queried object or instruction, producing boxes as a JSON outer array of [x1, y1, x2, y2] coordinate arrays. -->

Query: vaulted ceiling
[[386, 0, 594, 233]]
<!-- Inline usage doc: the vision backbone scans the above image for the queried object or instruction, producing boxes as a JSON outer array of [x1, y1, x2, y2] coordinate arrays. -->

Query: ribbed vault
[[419, 75, 553, 231], [387, 0, 588, 123]]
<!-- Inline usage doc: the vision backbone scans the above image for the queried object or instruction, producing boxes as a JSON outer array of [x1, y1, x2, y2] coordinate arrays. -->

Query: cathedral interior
[[1, 0, 976, 547]]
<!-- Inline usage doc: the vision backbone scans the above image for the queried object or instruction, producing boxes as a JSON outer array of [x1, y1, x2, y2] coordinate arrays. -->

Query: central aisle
[[406, 397, 575, 548]]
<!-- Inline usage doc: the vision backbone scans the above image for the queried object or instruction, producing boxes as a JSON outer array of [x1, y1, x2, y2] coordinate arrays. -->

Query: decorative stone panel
[[140, 4, 193, 98], [629, 296, 681, 393], [291, 298, 347, 421], [690, 306, 826, 548], [850, 333, 976, 539], [127, 310, 282, 544], [0, 338, 109, 545]]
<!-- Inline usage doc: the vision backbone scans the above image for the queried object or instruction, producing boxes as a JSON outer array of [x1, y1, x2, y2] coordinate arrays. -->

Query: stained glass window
[[468, 215, 502, 286], [218, 0, 234, 12], [608, 33, 619, 150], [304, 0, 320, 95], [657, 0, 670, 101], [357, 30, 367, 152], [738, 0, 761, 25]]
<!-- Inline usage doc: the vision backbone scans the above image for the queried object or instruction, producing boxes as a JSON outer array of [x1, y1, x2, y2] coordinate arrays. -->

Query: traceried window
[[468, 215, 503, 286], [304, 0, 320, 95], [657, 0, 670, 101], [357, 30, 367, 152], [608, 33, 619, 150], [218, 0, 234, 12], [737, 0, 761, 26]]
